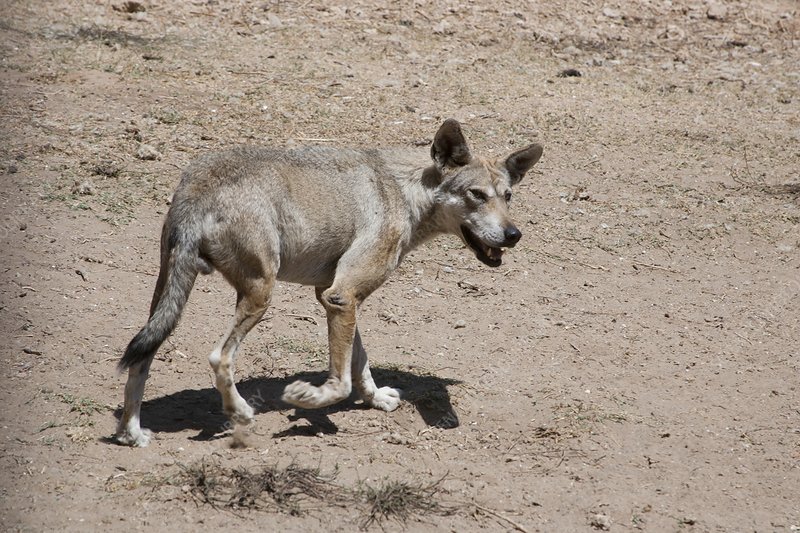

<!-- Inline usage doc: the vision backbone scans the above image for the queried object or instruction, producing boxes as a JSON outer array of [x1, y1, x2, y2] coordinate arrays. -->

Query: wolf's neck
[[396, 166, 447, 254]]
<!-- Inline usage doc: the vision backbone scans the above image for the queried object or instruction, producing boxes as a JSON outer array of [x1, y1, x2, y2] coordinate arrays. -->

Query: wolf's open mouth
[[460, 225, 504, 267]]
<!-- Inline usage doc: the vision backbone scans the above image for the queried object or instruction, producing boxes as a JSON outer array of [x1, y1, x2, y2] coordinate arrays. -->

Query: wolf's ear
[[504, 143, 543, 185], [431, 119, 472, 170]]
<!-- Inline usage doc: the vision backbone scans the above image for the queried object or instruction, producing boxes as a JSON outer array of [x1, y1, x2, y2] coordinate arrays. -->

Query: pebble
[[136, 144, 161, 161], [433, 20, 452, 35], [558, 68, 582, 78], [72, 180, 96, 196], [707, 4, 727, 20], [590, 513, 611, 530], [384, 432, 412, 445], [454, 319, 467, 329]]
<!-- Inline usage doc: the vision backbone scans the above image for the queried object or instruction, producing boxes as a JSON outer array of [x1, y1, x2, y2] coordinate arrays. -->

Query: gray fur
[[115, 119, 543, 446]]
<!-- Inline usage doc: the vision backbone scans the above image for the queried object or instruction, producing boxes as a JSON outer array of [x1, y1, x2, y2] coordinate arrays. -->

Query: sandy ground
[[1, 0, 799, 531]]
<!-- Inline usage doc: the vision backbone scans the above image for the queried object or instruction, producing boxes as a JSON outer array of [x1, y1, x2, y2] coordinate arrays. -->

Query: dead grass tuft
[[358, 476, 454, 529], [177, 459, 342, 514], [228, 463, 343, 513], [128, 459, 460, 527], [178, 460, 224, 508]]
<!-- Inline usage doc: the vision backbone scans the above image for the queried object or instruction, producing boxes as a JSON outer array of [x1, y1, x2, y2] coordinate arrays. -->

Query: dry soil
[[1, 1, 799, 531]]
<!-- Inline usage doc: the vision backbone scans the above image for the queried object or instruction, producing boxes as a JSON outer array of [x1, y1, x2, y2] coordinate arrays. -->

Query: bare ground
[[1, 1, 799, 531]]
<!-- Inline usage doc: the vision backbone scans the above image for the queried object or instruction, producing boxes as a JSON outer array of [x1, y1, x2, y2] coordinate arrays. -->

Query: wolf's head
[[429, 119, 543, 267]]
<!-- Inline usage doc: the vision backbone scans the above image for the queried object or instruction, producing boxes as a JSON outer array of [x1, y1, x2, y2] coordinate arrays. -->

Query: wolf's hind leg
[[209, 277, 274, 425], [116, 358, 154, 446], [116, 244, 170, 447]]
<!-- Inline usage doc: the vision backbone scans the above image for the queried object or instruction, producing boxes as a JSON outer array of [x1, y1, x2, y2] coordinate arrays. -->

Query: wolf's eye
[[467, 188, 488, 202], [504, 190, 512, 203]]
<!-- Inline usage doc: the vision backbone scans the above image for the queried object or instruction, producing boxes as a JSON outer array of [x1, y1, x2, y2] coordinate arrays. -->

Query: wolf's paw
[[367, 386, 402, 412], [225, 398, 255, 425], [116, 427, 153, 447], [282, 379, 348, 409]]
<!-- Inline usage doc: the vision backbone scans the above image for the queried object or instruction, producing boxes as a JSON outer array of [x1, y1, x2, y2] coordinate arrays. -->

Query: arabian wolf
[[116, 119, 543, 446]]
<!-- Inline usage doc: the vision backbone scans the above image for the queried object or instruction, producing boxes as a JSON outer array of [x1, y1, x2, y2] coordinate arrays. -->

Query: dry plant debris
[[358, 476, 455, 529], [159, 459, 459, 529], [177, 459, 343, 514]]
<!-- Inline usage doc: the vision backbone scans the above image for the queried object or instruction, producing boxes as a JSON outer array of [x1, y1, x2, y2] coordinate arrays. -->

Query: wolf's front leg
[[351, 327, 401, 411], [282, 288, 355, 408]]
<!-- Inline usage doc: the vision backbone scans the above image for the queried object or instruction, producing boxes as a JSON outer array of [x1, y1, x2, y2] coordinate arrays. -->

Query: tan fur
[[115, 119, 543, 446]]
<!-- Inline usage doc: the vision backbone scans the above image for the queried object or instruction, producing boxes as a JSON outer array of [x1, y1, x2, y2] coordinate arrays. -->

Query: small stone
[[454, 319, 467, 329], [124, 125, 142, 142], [7, 164, 18, 174], [385, 432, 412, 445], [92, 161, 121, 177], [433, 20, 452, 35], [71, 180, 96, 196], [561, 46, 581, 57], [602, 7, 621, 18], [136, 144, 161, 161], [558, 68, 582, 78], [707, 4, 727, 20], [591, 513, 611, 530]]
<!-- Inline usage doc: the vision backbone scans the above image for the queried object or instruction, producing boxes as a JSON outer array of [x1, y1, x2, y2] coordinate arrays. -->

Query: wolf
[[115, 119, 543, 446]]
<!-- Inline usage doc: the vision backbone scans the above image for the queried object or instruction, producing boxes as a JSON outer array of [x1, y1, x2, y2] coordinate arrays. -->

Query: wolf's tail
[[118, 221, 202, 371]]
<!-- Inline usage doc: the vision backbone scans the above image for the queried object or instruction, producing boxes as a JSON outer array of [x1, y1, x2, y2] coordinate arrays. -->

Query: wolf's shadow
[[113, 367, 461, 442]]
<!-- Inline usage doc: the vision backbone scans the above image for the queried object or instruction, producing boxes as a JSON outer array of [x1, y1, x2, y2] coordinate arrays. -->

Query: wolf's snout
[[503, 225, 522, 246]]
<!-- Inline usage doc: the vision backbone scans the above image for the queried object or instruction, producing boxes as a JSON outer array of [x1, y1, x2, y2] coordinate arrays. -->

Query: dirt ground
[[1, 0, 799, 531]]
